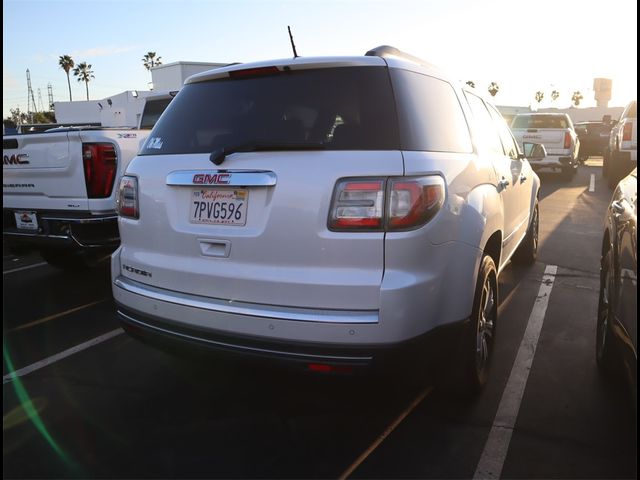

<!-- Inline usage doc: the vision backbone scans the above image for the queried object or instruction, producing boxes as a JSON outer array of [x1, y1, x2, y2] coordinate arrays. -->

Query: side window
[[464, 92, 504, 156], [487, 104, 520, 160], [390, 69, 473, 153]]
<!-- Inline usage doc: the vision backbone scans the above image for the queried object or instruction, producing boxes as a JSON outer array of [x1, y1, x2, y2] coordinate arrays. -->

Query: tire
[[607, 151, 629, 190], [40, 249, 111, 271], [561, 165, 576, 181], [512, 202, 538, 265], [596, 248, 617, 376], [447, 255, 498, 397]]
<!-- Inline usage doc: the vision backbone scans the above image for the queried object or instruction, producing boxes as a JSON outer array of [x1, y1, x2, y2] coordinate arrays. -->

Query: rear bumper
[[116, 303, 467, 373], [529, 155, 576, 171], [3, 208, 119, 250]]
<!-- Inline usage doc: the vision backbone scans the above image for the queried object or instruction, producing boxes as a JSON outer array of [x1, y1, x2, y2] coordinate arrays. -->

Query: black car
[[597, 168, 637, 410], [575, 121, 613, 162]]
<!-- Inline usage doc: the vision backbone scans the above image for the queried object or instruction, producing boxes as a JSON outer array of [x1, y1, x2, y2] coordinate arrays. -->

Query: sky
[[3, 0, 637, 119]]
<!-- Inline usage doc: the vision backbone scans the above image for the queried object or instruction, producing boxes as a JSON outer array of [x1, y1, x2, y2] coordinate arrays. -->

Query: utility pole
[[26, 69, 38, 122], [47, 83, 54, 111]]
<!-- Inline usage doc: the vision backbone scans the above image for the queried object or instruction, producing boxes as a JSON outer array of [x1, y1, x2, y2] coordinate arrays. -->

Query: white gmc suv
[[111, 46, 541, 394]]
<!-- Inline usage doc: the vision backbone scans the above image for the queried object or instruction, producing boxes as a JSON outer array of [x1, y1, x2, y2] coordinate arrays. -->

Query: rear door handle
[[520, 174, 527, 183], [499, 178, 510, 189]]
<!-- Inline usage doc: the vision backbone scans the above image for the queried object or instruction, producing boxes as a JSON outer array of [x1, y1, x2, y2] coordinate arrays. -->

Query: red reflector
[[307, 363, 354, 374], [229, 66, 280, 78], [82, 143, 117, 198], [623, 122, 633, 141], [563, 131, 571, 149]]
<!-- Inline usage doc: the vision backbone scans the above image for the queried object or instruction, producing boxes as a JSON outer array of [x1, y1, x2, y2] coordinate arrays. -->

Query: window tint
[[511, 115, 570, 129], [464, 92, 504, 156], [139, 98, 173, 129], [487, 104, 520, 159], [391, 69, 473, 153], [139, 67, 400, 155]]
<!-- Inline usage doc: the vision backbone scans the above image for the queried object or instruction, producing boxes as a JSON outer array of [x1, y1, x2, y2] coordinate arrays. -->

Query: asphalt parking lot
[[2, 158, 637, 479]]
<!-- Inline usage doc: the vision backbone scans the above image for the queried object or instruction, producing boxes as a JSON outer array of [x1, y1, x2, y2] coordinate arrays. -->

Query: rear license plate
[[14, 211, 38, 231], [190, 189, 248, 226]]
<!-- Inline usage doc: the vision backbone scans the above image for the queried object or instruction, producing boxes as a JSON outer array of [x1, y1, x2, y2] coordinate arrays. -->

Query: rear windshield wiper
[[210, 141, 325, 165]]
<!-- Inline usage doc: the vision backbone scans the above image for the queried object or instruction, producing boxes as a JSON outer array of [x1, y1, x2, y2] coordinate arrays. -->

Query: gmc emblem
[[3, 154, 30, 165], [193, 173, 231, 185]]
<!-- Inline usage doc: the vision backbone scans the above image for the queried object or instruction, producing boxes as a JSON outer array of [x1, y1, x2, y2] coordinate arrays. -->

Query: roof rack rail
[[365, 45, 437, 69]]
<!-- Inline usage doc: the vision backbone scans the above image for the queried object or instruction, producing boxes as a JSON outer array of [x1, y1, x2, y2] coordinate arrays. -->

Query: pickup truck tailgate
[[515, 129, 566, 150], [3, 132, 90, 210]]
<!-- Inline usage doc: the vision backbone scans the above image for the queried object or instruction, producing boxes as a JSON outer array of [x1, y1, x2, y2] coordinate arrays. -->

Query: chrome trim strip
[[166, 170, 277, 187], [40, 215, 118, 223], [118, 310, 372, 362], [114, 276, 379, 324]]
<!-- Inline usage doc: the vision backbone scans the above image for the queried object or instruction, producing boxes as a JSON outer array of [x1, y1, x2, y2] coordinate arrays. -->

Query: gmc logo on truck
[[3, 154, 30, 165], [193, 173, 231, 185]]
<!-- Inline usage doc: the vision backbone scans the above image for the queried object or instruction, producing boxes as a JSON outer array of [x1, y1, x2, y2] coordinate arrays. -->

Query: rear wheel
[[512, 202, 538, 265], [40, 248, 111, 271], [447, 255, 498, 397], [596, 248, 617, 376]]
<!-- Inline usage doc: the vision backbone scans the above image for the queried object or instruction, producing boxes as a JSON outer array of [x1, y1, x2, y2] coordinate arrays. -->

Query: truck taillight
[[564, 132, 572, 149], [623, 122, 633, 141], [82, 143, 117, 198], [117, 175, 139, 219], [329, 176, 444, 232]]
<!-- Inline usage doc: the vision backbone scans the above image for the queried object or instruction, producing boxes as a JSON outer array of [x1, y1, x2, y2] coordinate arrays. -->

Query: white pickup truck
[[510, 112, 580, 180], [605, 100, 637, 188], [2, 91, 174, 269]]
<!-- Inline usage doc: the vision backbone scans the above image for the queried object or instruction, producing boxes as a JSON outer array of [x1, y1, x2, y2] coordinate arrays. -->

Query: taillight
[[329, 179, 385, 230], [329, 176, 444, 232], [564, 132, 572, 149], [117, 175, 139, 219], [82, 143, 117, 198], [387, 177, 445, 230], [623, 122, 633, 141]]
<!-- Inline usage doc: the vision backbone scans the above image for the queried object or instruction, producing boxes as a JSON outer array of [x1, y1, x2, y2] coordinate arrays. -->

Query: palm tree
[[58, 55, 74, 101], [73, 62, 94, 101], [488, 82, 499, 97], [535, 91, 544, 104], [551, 90, 560, 102], [571, 91, 583, 106], [142, 52, 162, 75], [466, 80, 475, 88]]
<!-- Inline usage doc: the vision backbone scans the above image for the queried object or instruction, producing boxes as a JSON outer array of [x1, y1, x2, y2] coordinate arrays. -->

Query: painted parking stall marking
[[589, 173, 596, 192], [3, 329, 124, 385], [473, 265, 558, 480]]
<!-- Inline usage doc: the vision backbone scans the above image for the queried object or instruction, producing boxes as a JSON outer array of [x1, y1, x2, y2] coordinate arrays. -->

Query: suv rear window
[[139, 97, 173, 129], [511, 115, 570, 129], [139, 67, 400, 155]]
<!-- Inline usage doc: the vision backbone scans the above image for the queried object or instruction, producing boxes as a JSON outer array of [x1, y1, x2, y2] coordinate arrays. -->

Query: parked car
[[510, 113, 580, 180], [112, 46, 541, 395], [605, 100, 637, 189], [597, 168, 637, 410], [574, 120, 613, 162]]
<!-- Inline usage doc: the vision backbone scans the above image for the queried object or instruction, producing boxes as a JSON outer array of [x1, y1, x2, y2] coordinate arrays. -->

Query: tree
[[488, 82, 499, 97], [8, 107, 28, 125], [551, 90, 560, 102], [466, 80, 475, 88], [73, 62, 94, 101], [58, 55, 75, 101], [142, 52, 162, 75], [535, 91, 544, 104], [571, 91, 583, 106]]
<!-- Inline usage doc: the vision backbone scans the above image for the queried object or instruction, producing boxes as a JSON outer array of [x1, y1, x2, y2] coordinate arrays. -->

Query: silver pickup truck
[[2, 92, 174, 269], [510, 112, 580, 180]]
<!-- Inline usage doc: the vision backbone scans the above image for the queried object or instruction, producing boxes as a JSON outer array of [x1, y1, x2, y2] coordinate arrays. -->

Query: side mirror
[[523, 142, 547, 160]]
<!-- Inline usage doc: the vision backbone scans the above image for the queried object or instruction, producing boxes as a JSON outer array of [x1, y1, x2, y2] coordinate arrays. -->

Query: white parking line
[[589, 173, 596, 192], [3, 328, 124, 385], [3, 262, 48, 275], [473, 265, 558, 480]]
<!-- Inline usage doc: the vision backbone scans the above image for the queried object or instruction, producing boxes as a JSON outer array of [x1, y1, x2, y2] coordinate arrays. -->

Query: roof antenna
[[287, 26, 299, 58]]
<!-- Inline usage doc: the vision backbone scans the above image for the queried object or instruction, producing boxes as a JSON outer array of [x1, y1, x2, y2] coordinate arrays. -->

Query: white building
[[53, 61, 229, 127]]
